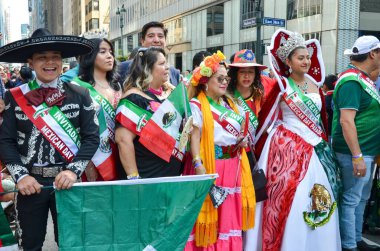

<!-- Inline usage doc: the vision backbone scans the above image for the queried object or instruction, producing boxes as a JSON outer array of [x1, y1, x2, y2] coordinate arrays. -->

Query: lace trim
[[67, 160, 89, 177], [218, 230, 242, 240], [221, 186, 241, 194], [60, 103, 80, 111], [187, 229, 242, 242], [6, 163, 28, 181], [20, 127, 39, 165]]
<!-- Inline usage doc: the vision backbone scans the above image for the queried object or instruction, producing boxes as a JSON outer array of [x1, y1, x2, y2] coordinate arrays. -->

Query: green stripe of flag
[[56, 175, 216, 251]]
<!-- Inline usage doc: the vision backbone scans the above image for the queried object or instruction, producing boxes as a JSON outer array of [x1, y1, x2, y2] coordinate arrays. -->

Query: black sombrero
[[0, 28, 95, 63]]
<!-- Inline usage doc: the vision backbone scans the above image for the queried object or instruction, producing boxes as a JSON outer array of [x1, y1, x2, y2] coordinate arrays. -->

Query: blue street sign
[[262, 17, 286, 27]]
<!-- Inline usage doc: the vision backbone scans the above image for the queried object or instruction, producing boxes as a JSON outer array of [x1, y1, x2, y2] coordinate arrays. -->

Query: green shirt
[[332, 80, 380, 156]]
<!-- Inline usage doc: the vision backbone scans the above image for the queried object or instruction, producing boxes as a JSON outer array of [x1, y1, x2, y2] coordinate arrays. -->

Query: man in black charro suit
[[0, 28, 99, 251]]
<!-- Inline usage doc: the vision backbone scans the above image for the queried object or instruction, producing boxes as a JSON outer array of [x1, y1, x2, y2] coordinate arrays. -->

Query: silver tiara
[[276, 32, 306, 63]]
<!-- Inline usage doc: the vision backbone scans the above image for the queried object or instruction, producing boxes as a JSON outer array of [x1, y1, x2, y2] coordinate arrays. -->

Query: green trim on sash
[[117, 98, 152, 132], [72, 77, 116, 119], [234, 90, 259, 130], [206, 96, 244, 124], [287, 78, 321, 120], [334, 70, 380, 106], [29, 81, 81, 147]]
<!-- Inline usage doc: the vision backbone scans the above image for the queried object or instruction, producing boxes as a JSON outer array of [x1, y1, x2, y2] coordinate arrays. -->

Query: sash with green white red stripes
[[115, 98, 185, 161], [190, 97, 244, 138], [71, 77, 117, 180], [282, 78, 327, 140], [234, 90, 259, 146], [10, 81, 80, 162], [335, 67, 380, 106]]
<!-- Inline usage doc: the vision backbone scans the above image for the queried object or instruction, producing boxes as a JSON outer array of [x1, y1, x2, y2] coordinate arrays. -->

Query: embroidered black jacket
[[0, 81, 99, 182]]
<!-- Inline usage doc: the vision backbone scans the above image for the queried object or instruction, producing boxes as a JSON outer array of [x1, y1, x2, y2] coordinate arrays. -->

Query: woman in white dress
[[244, 29, 341, 251]]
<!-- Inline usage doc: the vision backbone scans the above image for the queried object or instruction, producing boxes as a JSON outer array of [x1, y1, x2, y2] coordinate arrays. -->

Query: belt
[[215, 145, 239, 159], [30, 166, 64, 178]]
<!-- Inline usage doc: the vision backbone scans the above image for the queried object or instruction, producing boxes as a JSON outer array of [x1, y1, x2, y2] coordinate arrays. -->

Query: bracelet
[[352, 156, 364, 163], [193, 162, 202, 169], [352, 153, 363, 159], [192, 155, 202, 164], [127, 172, 140, 180]]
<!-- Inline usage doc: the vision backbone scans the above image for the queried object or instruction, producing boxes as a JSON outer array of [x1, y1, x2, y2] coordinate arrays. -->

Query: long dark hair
[[227, 67, 263, 99], [123, 47, 166, 92], [78, 38, 120, 91]]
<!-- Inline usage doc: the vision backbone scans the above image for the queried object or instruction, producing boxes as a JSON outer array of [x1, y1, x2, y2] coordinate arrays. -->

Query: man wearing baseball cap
[[332, 36, 380, 251]]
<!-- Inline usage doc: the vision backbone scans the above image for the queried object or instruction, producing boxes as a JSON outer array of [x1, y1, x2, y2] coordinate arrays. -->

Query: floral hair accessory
[[191, 50, 226, 86], [276, 31, 306, 63]]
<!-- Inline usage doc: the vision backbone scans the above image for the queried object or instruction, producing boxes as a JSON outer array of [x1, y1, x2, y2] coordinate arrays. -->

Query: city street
[[0, 0, 379, 250]]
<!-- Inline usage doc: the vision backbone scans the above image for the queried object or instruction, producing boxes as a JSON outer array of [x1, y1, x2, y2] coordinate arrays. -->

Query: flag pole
[[181, 82, 189, 122]]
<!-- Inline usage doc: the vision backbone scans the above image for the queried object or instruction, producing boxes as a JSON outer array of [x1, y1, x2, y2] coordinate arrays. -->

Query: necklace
[[148, 86, 163, 96], [296, 81, 308, 94]]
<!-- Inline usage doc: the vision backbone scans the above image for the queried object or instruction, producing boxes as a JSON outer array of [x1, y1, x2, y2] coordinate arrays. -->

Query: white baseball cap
[[344, 35, 380, 56]]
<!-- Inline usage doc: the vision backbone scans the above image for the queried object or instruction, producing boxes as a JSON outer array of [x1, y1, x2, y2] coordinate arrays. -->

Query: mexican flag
[[56, 174, 216, 251], [139, 83, 191, 162], [90, 108, 117, 181], [0, 182, 17, 251]]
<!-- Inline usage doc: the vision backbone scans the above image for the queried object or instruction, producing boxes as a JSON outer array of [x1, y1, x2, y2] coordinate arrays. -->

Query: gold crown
[[276, 32, 306, 63]]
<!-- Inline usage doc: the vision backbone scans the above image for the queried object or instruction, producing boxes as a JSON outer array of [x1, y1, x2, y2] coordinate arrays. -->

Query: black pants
[[16, 175, 58, 251]]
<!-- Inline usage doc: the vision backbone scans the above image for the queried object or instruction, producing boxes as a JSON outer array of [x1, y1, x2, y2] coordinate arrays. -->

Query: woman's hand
[[236, 135, 248, 150], [195, 164, 206, 175]]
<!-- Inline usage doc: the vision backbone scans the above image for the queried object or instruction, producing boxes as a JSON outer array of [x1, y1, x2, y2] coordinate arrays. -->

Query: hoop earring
[[205, 84, 208, 91]]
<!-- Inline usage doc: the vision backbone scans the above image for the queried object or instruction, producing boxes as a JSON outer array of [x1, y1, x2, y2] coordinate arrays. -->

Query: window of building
[[85, 5, 88, 15], [93, 0, 99, 11], [89, 18, 99, 30], [287, 0, 322, 20], [360, 0, 380, 12], [207, 46, 224, 54], [303, 32, 321, 42], [86, 21, 89, 31], [241, 0, 260, 29], [88, 1, 92, 12], [127, 35, 133, 53], [207, 4, 224, 36]]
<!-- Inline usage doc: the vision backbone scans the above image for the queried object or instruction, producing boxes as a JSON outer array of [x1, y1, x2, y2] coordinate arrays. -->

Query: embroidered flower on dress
[[148, 101, 161, 112], [215, 145, 223, 159]]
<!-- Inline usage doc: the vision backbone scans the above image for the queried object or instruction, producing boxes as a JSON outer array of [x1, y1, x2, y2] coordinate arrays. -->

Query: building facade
[[0, 1, 6, 46], [109, 0, 380, 74]]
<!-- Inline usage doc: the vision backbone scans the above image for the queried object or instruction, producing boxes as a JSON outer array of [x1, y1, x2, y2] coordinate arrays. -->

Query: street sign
[[262, 17, 286, 27], [242, 18, 257, 28]]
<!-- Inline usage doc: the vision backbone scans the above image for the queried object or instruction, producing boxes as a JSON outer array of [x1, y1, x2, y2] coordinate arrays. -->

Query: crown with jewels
[[276, 32, 306, 63]]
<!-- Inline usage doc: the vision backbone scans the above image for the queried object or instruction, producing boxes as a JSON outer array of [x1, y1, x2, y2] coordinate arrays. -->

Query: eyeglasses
[[215, 75, 231, 84]]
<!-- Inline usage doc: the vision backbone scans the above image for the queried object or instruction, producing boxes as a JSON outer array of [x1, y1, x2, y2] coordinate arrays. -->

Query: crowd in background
[[0, 21, 379, 251]]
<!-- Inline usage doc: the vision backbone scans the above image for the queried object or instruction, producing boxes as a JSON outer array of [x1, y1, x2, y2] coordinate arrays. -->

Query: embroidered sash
[[335, 68, 380, 105], [10, 81, 80, 162], [116, 98, 185, 161], [190, 97, 244, 138], [282, 78, 327, 140], [71, 78, 117, 180], [234, 90, 259, 146]]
